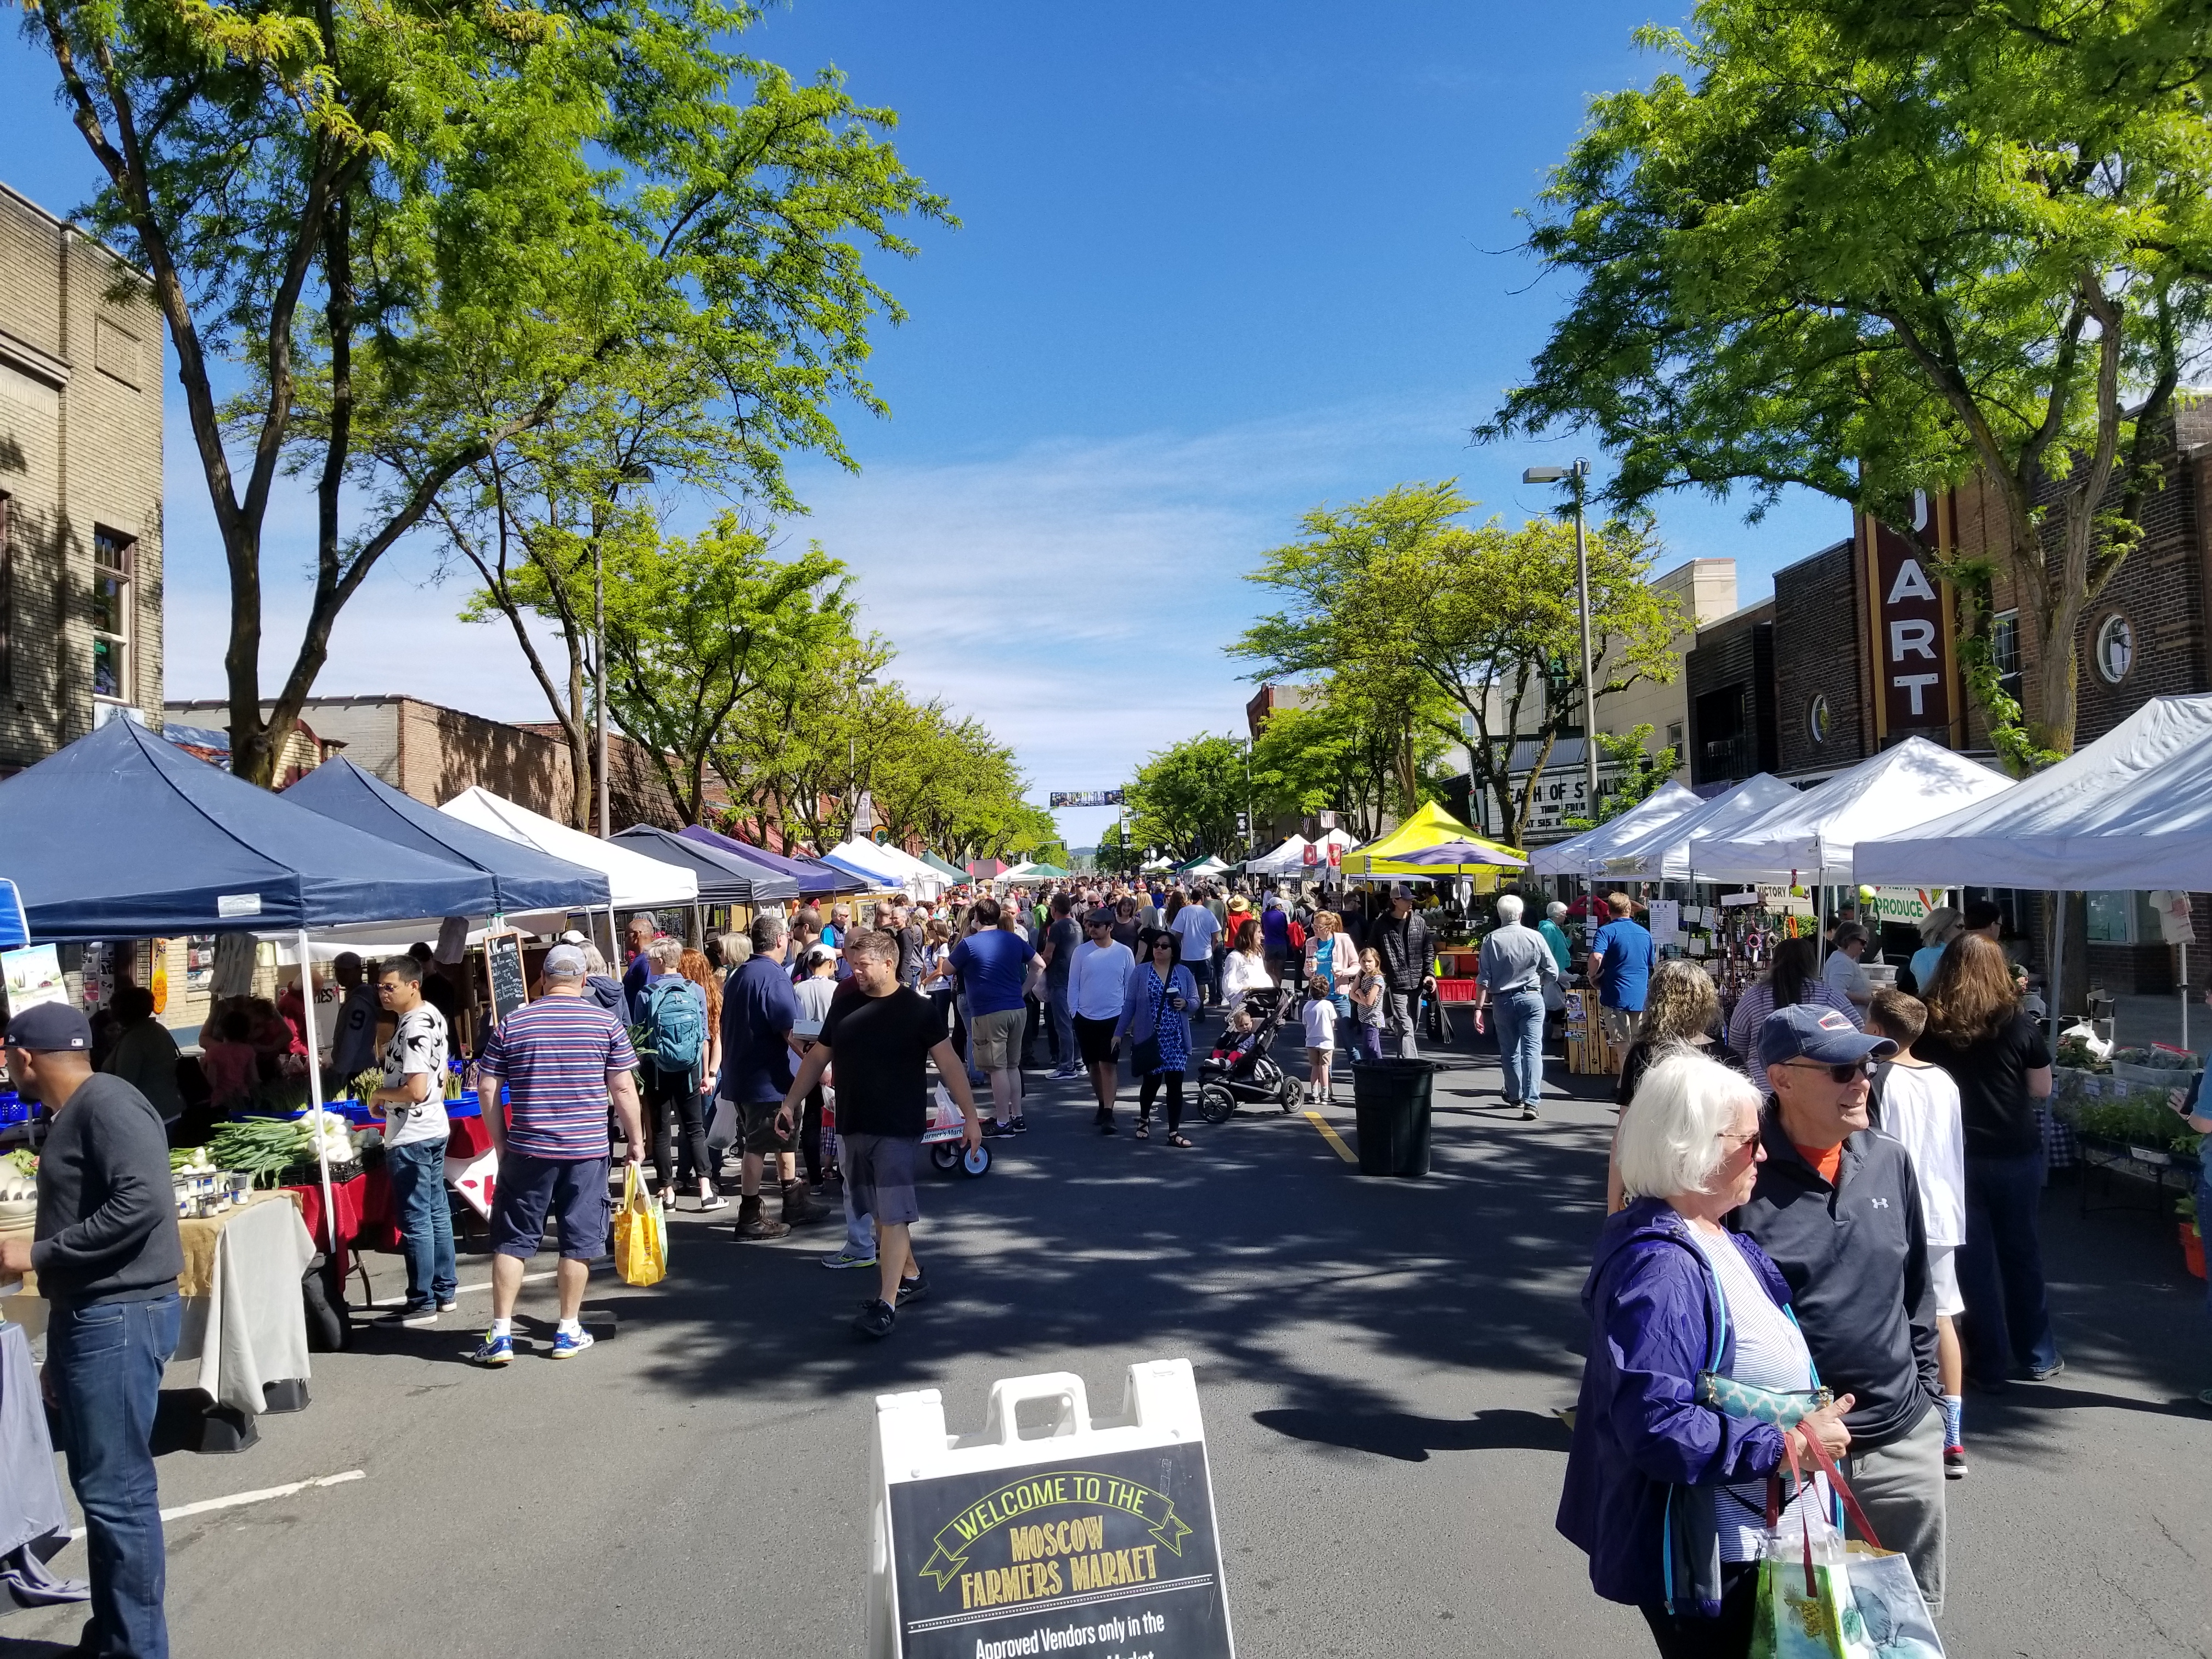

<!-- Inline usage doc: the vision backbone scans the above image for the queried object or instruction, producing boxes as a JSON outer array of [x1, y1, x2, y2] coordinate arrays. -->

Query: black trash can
[[1350, 1058, 1440, 1176]]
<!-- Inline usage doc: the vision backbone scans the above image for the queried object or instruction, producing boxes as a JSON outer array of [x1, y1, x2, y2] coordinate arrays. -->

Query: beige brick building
[[0, 181, 165, 772]]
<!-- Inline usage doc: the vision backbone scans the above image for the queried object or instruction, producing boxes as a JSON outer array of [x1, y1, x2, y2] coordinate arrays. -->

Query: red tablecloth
[[285, 1116, 492, 1279]]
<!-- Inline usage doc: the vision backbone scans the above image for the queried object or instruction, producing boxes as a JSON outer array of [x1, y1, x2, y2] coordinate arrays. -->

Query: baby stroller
[[1196, 987, 1301, 1124]]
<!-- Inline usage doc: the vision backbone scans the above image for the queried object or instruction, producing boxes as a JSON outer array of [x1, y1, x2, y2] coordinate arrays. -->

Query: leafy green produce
[[2064, 1099, 2204, 1155]]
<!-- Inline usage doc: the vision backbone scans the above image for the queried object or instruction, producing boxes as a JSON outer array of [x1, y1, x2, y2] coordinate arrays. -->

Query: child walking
[[1349, 949, 1387, 1063], [1301, 974, 1338, 1105]]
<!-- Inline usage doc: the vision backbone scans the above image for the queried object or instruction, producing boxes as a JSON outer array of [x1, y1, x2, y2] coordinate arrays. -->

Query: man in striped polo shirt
[[469, 944, 646, 1364]]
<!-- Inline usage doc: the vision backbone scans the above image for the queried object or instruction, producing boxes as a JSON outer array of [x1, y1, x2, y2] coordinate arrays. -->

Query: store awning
[[284, 756, 610, 915], [0, 718, 501, 941], [611, 825, 800, 905], [1341, 801, 1527, 874], [1854, 693, 2212, 889], [440, 787, 697, 910], [1689, 738, 2012, 883], [1528, 781, 1704, 877]]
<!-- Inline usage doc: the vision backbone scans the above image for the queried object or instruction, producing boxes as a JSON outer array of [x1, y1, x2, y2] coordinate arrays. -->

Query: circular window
[[1807, 693, 1831, 746], [2094, 613, 2134, 684]]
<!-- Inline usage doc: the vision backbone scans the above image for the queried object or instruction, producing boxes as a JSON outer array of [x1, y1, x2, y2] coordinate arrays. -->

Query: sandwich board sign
[[870, 1359, 1234, 1659]]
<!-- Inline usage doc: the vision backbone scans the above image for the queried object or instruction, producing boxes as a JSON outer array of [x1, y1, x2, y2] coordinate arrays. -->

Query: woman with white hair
[[1475, 892, 1559, 1120], [1903, 906, 1962, 997], [1558, 1049, 1854, 1656]]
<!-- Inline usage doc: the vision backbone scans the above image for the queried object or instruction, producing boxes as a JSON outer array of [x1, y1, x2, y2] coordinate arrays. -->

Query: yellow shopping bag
[[613, 1163, 667, 1286]]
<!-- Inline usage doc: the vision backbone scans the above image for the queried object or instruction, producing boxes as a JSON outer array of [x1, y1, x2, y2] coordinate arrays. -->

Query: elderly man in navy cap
[[1730, 1002, 1946, 1620], [1, 1001, 183, 1658]]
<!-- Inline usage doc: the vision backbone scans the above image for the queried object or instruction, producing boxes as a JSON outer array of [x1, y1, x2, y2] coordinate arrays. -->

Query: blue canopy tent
[[611, 825, 800, 906], [0, 718, 517, 1248], [283, 756, 612, 918], [676, 825, 868, 897]]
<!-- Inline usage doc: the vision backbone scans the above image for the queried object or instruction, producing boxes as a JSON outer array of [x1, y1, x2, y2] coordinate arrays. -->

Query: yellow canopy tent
[[1340, 801, 1527, 892]]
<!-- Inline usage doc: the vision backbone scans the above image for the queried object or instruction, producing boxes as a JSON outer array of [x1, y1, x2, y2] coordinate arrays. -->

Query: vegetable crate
[[1431, 977, 1479, 1005]]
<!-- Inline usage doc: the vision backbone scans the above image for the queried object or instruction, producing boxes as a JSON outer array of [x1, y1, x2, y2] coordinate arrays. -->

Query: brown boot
[[781, 1180, 825, 1227], [732, 1194, 788, 1241]]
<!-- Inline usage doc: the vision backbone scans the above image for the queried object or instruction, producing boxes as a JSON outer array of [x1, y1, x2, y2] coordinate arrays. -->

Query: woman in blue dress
[[1118, 933, 1199, 1146]]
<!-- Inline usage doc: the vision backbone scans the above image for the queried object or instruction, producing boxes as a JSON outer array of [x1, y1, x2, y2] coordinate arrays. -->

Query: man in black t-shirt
[[778, 928, 981, 1339]]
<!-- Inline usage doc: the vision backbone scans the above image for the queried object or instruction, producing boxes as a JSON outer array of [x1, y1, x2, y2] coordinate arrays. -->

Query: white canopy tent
[[1244, 835, 1311, 874], [1855, 695, 2212, 1042], [1530, 780, 1704, 878], [825, 836, 946, 898], [1855, 695, 2212, 890], [441, 787, 699, 910], [1595, 774, 1802, 883], [1690, 738, 2012, 883], [1180, 856, 1232, 878]]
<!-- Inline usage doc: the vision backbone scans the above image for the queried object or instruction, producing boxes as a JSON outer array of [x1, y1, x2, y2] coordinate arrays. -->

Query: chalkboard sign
[[482, 930, 528, 1026], [885, 1442, 1232, 1659]]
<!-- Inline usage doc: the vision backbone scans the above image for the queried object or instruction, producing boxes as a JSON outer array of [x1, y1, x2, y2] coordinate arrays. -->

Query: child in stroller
[[1196, 985, 1301, 1122]]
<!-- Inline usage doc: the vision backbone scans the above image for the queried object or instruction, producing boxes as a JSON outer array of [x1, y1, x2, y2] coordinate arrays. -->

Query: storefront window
[[2086, 890, 2134, 943]]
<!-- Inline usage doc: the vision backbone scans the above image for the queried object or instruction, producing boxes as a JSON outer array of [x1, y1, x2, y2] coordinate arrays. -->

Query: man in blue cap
[[1, 1001, 183, 1657], [1730, 1002, 1946, 1620]]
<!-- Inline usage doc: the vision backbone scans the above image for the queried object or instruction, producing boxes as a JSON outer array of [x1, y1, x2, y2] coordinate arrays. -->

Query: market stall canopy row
[[823, 837, 950, 898], [0, 719, 506, 941], [1528, 781, 1703, 878], [439, 787, 697, 910], [675, 826, 866, 897], [283, 756, 611, 916], [1689, 737, 2011, 883], [1855, 693, 2212, 890], [1592, 774, 1802, 884], [611, 825, 800, 905]]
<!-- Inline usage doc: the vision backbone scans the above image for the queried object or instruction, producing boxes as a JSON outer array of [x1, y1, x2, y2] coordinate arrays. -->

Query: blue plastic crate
[[0, 1093, 31, 1126]]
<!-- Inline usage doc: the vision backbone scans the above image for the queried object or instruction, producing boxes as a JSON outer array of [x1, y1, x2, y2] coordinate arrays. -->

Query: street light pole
[[1524, 458, 1601, 821], [594, 543, 610, 839]]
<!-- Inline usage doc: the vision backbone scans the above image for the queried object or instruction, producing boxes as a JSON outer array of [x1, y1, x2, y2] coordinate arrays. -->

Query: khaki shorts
[[1599, 1005, 1644, 1048], [971, 1007, 1025, 1071]]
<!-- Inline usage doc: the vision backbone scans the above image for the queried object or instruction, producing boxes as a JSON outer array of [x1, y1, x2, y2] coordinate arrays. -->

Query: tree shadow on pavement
[[1250, 1404, 1573, 1461]]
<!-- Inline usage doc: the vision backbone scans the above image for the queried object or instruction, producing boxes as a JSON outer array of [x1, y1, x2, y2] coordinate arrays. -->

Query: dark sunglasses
[[1781, 1058, 1877, 1084]]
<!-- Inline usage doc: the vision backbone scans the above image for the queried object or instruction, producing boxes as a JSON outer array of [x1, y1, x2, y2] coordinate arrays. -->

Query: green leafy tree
[[1233, 483, 1681, 845], [1247, 685, 1448, 842], [26, 0, 947, 783], [1125, 735, 1249, 864], [601, 515, 854, 825], [1483, 0, 2212, 764]]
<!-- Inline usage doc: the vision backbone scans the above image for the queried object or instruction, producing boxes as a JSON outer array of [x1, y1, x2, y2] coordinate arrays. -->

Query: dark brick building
[[1683, 597, 1778, 788]]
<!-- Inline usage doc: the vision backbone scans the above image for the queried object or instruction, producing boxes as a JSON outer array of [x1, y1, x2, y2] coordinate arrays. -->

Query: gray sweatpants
[[1384, 990, 1420, 1058], [1839, 1398, 1946, 1618]]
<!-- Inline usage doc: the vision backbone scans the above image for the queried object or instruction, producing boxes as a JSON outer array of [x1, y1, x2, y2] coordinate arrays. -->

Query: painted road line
[[1304, 1111, 1357, 1163], [71, 1471, 365, 1539], [363, 1268, 556, 1310]]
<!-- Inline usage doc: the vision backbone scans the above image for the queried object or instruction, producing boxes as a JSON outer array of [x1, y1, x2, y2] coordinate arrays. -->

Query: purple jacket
[[1555, 1197, 1795, 1615]]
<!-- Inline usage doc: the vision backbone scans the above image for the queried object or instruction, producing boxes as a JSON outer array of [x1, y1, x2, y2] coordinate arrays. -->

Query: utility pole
[[1523, 458, 1600, 820], [594, 543, 610, 839]]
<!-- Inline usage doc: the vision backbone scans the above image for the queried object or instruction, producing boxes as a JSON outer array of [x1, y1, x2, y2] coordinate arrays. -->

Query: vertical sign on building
[[1860, 498, 1962, 746]]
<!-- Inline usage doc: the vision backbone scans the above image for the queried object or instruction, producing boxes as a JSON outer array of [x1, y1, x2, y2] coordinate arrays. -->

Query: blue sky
[[2, 2, 1843, 848]]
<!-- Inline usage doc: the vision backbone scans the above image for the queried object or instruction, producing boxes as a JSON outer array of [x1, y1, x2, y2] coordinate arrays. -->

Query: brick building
[[1683, 596, 1779, 788], [163, 695, 685, 830], [0, 182, 165, 772]]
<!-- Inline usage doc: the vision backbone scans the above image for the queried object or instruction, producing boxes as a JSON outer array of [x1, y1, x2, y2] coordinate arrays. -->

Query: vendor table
[[1, 1319, 83, 1608], [283, 1111, 495, 1285], [2, 1192, 317, 1454]]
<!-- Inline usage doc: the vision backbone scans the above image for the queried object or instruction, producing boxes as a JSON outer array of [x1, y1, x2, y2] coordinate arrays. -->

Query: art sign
[[1861, 501, 1962, 744]]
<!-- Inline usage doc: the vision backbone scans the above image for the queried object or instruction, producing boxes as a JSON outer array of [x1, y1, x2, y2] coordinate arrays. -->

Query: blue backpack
[[642, 979, 706, 1077]]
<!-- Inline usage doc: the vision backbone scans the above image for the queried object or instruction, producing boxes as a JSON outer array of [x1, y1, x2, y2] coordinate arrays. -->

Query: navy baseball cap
[[1758, 1003, 1896, 1073], [6, 1002, 93, 1053]]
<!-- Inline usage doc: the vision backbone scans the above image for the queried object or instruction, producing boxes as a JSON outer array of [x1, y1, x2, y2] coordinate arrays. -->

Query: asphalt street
[[3, 1024, 2209, 1658]]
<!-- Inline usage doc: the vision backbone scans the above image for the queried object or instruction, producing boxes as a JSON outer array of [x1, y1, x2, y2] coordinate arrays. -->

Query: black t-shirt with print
[[820, 985, 945, 1138], [1915, 1012, 2052, 1159]]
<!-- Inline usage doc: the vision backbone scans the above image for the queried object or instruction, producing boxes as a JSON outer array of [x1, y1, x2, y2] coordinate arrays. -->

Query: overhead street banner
[[1050, 791, 1124, 809]]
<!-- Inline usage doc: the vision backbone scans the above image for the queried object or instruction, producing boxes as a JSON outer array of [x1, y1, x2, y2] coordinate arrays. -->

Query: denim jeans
[[1048, 993, 1076, 1068], [386, 1136, 458, 1307], [48, 1292, 182, 1659], [1957, 1151, 2061, 1383], [1492, 986, 1547, 1105]]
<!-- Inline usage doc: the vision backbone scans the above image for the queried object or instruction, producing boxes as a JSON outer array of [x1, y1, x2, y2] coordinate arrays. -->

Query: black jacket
[[1369, 910, 1434, 991], [1728, 1112, 1938, 1451], [30, 1074, 184, 1307]]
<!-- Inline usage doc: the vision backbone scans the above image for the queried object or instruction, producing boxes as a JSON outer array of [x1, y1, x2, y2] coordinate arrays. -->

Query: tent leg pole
[[2049, 896, 2064, 1045], [295, 929, 341, 1258], [2181, 941, 2189, 1052]]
